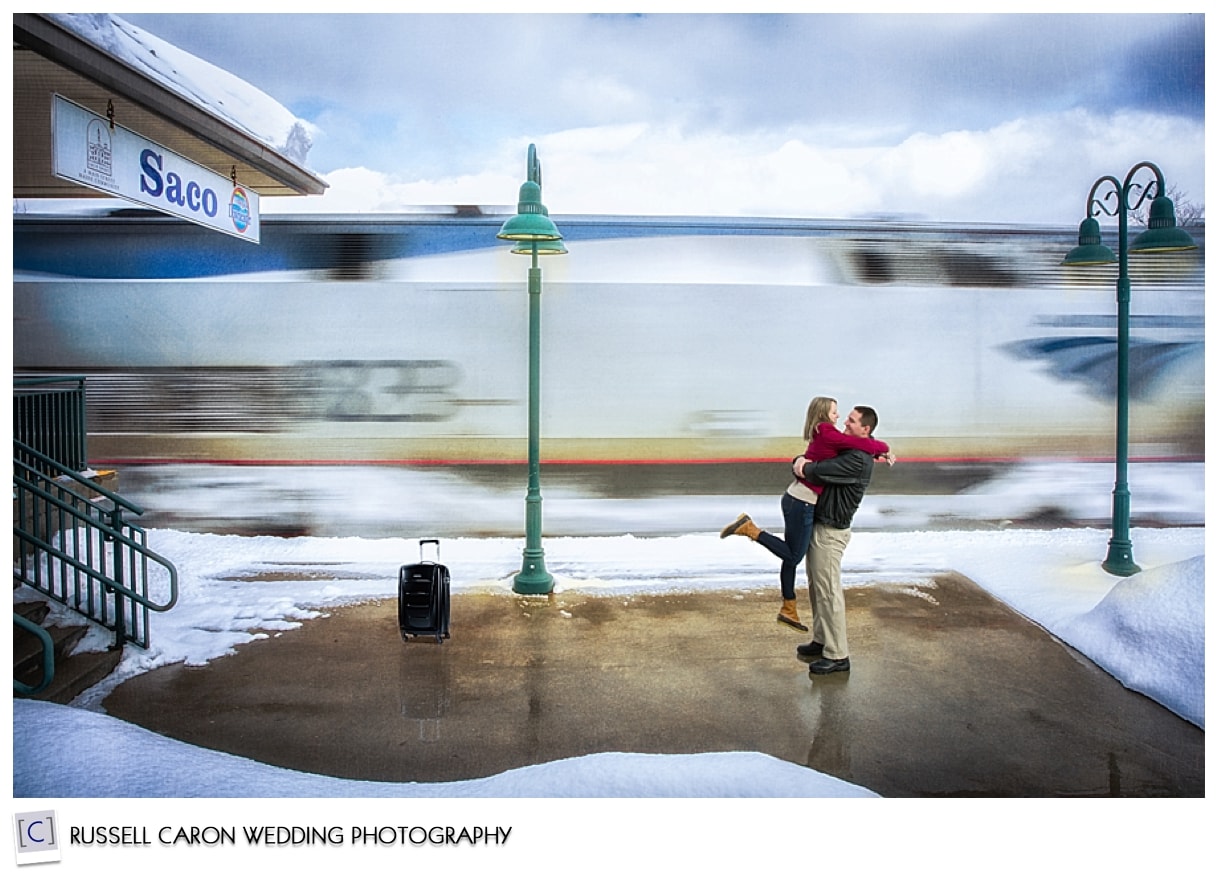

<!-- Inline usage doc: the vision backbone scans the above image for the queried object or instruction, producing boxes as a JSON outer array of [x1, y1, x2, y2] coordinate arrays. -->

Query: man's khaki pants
[[805, 524, 852, 660]]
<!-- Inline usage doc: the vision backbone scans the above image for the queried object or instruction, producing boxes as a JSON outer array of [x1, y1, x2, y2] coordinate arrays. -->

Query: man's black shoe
[[796, 640, 825, 661], [809, 657, 850, 675]]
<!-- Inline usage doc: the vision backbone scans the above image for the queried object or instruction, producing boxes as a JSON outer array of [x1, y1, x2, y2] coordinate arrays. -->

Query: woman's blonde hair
[[802, 396, 837, 441]]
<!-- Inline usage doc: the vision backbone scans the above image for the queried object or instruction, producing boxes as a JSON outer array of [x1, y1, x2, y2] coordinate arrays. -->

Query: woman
[[720, 396, 892, 631]]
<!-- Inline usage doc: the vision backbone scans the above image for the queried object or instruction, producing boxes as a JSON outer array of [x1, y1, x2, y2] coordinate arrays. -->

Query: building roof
[[13, 13, 327, 199]]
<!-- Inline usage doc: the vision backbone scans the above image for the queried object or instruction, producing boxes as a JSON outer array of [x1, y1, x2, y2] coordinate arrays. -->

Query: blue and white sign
[[52, 94, 260, 243]]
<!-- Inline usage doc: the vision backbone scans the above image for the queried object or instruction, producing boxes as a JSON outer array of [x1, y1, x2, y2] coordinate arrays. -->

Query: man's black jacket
[[803, 449, 873, 529]]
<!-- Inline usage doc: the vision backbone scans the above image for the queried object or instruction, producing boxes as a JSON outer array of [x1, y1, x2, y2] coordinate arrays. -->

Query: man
[[790, 405, 883, 675]]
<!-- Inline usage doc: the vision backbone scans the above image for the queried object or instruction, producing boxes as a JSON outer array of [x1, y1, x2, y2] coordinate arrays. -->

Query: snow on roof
[[45, 12, 317, 166]]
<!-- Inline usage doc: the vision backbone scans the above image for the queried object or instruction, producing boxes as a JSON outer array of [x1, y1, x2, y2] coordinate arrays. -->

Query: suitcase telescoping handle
[[420, 538, 440, 561]]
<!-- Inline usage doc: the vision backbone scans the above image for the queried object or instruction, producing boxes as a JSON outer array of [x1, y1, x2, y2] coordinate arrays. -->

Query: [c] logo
[[12, 810, 61, 865]]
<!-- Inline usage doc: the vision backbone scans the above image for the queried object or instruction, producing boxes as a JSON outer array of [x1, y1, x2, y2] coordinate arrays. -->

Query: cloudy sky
[[119, 11, 1205, 225]]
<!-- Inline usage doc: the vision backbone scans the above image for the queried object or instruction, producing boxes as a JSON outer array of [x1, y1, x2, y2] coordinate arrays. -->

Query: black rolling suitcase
[[398, 538, 451, 643]]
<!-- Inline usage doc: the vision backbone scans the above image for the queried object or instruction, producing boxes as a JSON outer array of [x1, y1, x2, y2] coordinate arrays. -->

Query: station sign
[[51, 93, 260, 243]]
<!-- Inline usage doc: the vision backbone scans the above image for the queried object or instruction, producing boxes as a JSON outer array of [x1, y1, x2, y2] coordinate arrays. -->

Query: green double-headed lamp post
[[497, 145, 567, 594], [1061, 161, 1197, 576]]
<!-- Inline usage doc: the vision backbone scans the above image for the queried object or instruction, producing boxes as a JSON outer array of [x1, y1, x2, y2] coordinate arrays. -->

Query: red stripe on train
[[89, 455, 1201, 467]]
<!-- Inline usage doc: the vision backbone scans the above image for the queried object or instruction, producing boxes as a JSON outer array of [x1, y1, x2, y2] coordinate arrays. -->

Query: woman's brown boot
[[720, 513, 761, 540], [777, 599, 808, 632]]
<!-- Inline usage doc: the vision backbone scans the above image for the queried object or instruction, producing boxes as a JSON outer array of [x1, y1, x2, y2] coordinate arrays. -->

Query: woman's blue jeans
[[755, 492, 816, 600]]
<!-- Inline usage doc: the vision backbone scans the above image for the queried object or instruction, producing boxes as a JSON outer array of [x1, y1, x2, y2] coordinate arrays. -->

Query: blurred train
[[12, 207, 1205, 482]]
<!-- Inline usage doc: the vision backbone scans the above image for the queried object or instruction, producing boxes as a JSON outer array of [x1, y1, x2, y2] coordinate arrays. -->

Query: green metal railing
[[13, 439, 178, 652], [13, 613, 55, 696], [14, 375, 88, 474]]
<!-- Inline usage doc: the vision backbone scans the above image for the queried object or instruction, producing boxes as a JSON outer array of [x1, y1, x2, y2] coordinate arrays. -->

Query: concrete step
[[14, 621, 87, 677], [27, 647, 124, 704], [13, 596, 122, 703], [14, 599, 49, 625]]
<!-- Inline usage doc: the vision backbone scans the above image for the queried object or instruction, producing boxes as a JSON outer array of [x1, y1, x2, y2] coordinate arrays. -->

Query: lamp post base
[[514, 549, 554, 595], [1102, 538, 1141, 577]]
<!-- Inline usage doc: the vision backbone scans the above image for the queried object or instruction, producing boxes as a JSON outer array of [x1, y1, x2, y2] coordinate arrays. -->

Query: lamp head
[[1129, 195, 1198, 254], [512, 238, 568, 256], [1062, 216, 1116, 266], [497, 180, 562, 241]]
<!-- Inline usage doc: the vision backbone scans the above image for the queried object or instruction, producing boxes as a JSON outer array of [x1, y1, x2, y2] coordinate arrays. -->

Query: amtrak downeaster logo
[[229, 186, 252, 233], [12, 810, 61, 865]]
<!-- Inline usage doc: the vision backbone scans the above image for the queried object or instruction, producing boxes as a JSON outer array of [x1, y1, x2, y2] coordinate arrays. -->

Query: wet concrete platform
[[102, 573, 1204, 797]]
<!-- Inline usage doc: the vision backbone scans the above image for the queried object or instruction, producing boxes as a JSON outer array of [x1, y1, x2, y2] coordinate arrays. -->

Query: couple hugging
[[720, 396, 892, 675]]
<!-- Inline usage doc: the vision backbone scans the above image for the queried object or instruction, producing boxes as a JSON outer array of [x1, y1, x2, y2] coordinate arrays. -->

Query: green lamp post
[[497, 145, 566, 594], [1062, 161, 1197, 576]]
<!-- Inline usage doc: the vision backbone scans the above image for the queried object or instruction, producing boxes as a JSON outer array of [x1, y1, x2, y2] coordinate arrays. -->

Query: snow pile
[[13, 700, 874, 799], [1060, 555, 1205, 726]]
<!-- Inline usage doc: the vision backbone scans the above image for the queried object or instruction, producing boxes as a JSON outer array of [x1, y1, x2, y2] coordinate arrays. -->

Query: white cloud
[[266, 108, 1204, 226], [93, 12, 1199, 226]]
